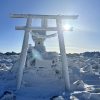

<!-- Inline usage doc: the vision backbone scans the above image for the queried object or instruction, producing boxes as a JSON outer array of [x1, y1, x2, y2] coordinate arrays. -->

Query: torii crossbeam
[[11, 14, 78, 91]]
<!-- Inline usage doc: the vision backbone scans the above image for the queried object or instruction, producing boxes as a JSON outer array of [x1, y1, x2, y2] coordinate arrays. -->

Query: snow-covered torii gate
[[11, 14, 78, 91]]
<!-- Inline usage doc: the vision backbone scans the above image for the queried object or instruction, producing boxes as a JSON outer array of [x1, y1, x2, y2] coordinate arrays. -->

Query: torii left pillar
[[14, 17, 32, 89]]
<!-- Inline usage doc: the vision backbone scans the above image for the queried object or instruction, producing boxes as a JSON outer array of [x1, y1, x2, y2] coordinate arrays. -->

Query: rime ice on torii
[[11, 14, 78, 93]]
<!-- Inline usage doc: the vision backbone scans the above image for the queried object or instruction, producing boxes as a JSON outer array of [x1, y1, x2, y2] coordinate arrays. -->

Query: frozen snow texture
[[0, 52, 100, 99]]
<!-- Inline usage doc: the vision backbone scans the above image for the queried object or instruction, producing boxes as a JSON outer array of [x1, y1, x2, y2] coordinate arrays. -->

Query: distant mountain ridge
[[0, 52, 19, 56], [0, 51, 100, 58], [80, 52, 100, 57]]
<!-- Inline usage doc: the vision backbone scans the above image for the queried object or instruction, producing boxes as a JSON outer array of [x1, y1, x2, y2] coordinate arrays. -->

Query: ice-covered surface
[[0, 52, 100, 100]]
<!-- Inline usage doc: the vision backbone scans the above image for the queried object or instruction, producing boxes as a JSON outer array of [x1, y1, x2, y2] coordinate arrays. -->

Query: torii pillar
[[11, 15, 32, 89], [17, 17, 32, 89], [56, 16, 70, 91]]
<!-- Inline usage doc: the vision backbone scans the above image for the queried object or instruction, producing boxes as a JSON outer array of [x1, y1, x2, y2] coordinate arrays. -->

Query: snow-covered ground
[[0, 52, 100, 100]]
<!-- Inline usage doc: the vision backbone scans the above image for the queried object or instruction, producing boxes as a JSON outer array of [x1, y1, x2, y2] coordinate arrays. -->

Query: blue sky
[[0, 0, 100, 53]]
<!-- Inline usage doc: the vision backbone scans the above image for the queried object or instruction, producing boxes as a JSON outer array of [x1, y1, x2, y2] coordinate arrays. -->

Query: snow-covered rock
[[50, 96, 65, 100], [72, 80, 85, 91], [0, 91, 16, 100]]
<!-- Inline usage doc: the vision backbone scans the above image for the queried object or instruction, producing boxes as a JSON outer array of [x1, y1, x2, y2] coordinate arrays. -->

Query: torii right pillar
[[57, 16, 71, 91]]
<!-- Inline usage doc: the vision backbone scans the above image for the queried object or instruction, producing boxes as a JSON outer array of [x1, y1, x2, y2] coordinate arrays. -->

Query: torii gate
[[11, 14, 78, 91]]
